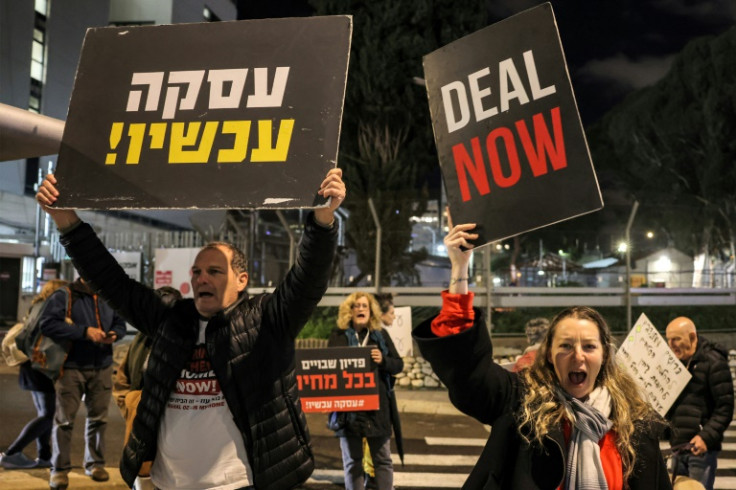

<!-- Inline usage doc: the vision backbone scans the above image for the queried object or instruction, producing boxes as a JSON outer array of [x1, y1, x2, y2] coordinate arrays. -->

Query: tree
[[309, 0, 489, 285], [588, 27, 736, 261]]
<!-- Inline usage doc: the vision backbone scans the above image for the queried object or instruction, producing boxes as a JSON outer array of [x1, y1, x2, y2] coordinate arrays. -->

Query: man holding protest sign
[[665, 317, 734, 490], [36, 168, 345, 489]]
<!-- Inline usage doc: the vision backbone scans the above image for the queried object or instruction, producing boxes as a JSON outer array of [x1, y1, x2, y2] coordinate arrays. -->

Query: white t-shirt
[[151, 320, 253, 490]]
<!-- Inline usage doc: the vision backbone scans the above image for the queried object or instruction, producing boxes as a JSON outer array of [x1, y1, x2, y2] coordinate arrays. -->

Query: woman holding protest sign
[[1, 279, 68, 469], [327, 292, 403, 490], [412, 221, 672, 489]]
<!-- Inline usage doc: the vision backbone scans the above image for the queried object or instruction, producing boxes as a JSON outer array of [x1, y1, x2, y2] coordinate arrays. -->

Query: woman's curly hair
[[336, 292, 383, 331], [517, 306, 662, 484]]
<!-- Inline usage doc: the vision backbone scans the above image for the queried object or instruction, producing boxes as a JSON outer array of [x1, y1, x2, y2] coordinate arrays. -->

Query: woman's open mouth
[[568, 371, 587, 385]]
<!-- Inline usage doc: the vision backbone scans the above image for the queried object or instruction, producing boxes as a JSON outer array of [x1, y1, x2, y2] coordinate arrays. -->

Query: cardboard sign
[[423, 3, 601, 247], [616, 313, 692, 416], [384, 306, 412, 358], [55, 16, 352, 210], [295, 347, 379, 413]]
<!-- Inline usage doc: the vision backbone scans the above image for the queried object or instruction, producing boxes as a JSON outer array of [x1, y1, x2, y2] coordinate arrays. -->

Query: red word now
[[452, 107, 567, 202]]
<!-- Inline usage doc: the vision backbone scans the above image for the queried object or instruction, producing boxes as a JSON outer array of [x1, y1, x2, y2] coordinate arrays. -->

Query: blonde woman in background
[[328, 292, 403, 490], [1, 279, 68, 469]]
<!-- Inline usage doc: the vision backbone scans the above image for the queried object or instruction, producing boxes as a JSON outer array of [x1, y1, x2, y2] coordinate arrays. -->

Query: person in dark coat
[[413, 222, 672, 490], [328, 292, 403, 490], [665, 317, 734, 490], [0, 279, 67, 470], [41, 276, 127, 489], [36, 169, 346, 490]]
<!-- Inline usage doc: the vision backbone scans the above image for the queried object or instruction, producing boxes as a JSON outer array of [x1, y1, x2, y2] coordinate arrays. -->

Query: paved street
[[301, 411, 488, 489], [2, 362, 736, 489]]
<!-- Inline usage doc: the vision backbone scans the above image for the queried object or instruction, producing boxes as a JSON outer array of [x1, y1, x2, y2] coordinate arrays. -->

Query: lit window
[[22, 257, 36, 292], [33, 28, 44, 43], [29, 95, 40, 110], [34, 0, 47, 16], [31, 60, 44, 81], [32, 40, 44, 62]]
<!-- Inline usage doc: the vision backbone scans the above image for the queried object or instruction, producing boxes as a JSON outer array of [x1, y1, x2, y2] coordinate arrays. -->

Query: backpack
[[15, 287, 74, 381], [1, 321, 29, 366]]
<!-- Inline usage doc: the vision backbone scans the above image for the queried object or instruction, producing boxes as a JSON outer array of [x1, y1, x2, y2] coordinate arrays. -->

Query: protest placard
[[385, 306, 412, 358], [423, 3, 602, 247], [55, 16, 352, 210], [295, 347, 379, 413], [616, 313, 692, 416]]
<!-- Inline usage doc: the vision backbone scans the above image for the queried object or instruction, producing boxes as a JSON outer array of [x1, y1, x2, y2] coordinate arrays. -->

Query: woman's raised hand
[[444, 211, 478, 293]]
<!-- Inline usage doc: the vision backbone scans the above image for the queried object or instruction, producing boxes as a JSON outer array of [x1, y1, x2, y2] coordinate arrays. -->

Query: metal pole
[[625, 201, 640, 330], [33, 167, 43, 292], [484, 246, 492, 334], [275, 210, 295, 268], [0, 102, 64, 160], [367, 198, 381, 293]]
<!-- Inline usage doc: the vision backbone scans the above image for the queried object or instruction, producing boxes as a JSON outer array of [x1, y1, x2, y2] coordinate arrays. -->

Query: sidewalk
[[0, 468, 128, 489], [0, 387, 458, 489], [395, 387, 463, 416]]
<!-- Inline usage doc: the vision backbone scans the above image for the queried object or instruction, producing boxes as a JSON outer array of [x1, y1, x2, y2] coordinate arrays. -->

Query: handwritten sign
[[616, 313, 691, 416], [55, 16, 352, 210], [384, 306, 412, 358], [423, 3, 601, 247], [295, 346, 379, 413]]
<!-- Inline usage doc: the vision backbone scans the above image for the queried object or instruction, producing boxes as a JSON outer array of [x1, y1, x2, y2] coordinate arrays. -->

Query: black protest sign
[[295, 347, 379, 413], [423, 3, 602, 246], [55, 16, 352, 209]]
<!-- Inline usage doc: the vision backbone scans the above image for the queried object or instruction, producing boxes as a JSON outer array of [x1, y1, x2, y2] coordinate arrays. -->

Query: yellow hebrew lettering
[[126, 123, 147, 164], [217, 120, 251, 163], [148, 123, 167, 149], [250, 119, 294, 162], [169, 121, 219, 164], [106, 122, 124, 165]]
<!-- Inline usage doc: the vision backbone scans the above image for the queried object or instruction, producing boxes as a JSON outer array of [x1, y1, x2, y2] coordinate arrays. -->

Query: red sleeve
[[430, 290, 475, 337]]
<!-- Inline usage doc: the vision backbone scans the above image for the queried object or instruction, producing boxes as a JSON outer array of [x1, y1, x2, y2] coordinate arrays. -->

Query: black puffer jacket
[[327, 327, 403, 438], [666, 335, 734, 450], [60, 213, 336, 489]]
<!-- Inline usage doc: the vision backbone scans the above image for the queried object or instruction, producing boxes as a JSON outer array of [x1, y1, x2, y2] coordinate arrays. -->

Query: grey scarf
[[560, 386, 613, 490]]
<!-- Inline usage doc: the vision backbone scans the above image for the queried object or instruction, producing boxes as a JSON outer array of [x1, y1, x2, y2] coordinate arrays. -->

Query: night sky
[[486, 0, 736, 124]]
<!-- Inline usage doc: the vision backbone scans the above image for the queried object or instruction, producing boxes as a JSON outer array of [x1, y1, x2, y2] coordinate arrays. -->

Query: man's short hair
[[201, 241, 248, 274], [525, 317, 550, 345], [375, 293, 394, 314]]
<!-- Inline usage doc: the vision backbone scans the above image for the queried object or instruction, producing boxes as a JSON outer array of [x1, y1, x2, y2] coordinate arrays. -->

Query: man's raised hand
[[35, 173, 80, 231], [314, 167, 346, 227]]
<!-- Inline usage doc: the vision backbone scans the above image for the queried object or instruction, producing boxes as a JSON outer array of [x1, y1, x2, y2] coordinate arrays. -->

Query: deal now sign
[[424, 3, 602, 246]]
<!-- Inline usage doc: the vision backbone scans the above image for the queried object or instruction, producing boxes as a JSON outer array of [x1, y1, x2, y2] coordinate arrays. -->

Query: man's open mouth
[[198, 292, 214, 298], [569, 372, 587, 385]]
